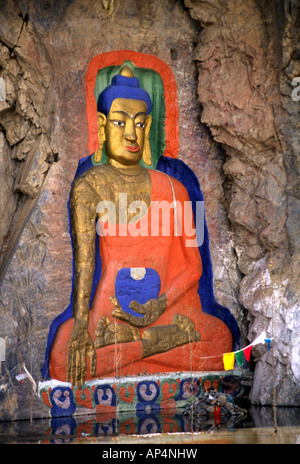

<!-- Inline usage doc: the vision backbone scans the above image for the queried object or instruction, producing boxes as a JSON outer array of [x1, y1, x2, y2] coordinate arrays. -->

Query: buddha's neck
[[108, 159, 144, 176]]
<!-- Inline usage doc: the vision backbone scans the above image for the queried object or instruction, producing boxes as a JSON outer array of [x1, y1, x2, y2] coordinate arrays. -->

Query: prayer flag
[[243, 345, 252, 361], [235, 350, 245, 367], [223, 352, 235, 370], [264, 338, 272, 351], [252, 332, 266, 346]]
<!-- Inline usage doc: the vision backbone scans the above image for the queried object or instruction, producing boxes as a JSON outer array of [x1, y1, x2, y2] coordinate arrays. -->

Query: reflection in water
[[0, 405, 299, 444], [250, 405, 300, 429], [43, 403, 300, 444]]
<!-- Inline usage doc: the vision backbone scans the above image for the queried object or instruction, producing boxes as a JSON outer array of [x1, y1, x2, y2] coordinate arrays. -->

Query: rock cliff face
[[0, 0, 299, 421], [184, 0, 300, 405]]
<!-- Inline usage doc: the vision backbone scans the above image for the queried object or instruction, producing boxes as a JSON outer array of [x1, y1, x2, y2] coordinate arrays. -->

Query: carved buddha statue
[[48, 66, 233, 387]]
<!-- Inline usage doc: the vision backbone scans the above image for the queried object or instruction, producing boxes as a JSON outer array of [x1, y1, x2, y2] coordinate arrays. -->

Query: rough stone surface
[[184, 0, 300, 405], [0, 0, 299, 422]]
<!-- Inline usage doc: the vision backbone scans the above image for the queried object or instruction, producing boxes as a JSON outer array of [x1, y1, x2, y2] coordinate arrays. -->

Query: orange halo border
[[85, 50, 179, 159]]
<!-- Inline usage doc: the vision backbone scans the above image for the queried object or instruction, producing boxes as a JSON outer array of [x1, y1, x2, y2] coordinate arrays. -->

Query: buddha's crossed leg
[[94, 313, 200, 358]]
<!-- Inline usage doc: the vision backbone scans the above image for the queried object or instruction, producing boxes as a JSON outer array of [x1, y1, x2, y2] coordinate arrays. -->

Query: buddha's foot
[[142, 314, 200, 358], [94, 316, 140, 349]]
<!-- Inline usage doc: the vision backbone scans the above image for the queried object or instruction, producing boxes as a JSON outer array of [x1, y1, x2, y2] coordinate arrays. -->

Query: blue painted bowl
[[115, 267, 161, 318]]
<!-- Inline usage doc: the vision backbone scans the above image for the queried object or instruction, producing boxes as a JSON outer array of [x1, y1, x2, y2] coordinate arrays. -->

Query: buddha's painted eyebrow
[[112, 110, 146, 119]]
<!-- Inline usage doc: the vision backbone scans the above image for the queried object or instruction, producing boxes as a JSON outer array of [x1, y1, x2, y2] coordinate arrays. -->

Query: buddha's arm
[[70, 175, 98, 325], [67, 174, 99, 386]]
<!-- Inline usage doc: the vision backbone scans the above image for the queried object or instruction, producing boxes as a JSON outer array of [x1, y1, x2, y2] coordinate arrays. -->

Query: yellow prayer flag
[[223, 352, 235, 370]]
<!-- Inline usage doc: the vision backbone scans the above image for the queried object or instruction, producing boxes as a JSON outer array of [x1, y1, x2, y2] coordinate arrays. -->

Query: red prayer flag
[[243, 345, 252, 361]]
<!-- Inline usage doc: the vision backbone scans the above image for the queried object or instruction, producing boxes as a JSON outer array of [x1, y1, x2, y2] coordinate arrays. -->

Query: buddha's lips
[[125, 146, 139, 152]]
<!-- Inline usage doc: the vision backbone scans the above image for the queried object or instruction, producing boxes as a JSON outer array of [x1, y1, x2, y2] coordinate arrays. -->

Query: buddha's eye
[[136, 121, 145, 128], [110, 120, 125, 127]]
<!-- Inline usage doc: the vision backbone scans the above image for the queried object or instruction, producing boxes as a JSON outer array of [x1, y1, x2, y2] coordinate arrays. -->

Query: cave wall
[[0, 0, 299, 421]]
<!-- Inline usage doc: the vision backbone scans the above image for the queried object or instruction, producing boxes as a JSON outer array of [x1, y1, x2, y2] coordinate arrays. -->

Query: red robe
[[49, 170, 232, 381]]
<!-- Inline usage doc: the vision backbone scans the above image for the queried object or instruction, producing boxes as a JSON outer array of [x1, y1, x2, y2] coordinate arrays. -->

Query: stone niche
[[0, 0, 299, 424]]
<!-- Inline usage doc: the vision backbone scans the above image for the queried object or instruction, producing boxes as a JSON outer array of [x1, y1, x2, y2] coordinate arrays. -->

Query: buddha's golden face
[[105, 98, 149, 167]]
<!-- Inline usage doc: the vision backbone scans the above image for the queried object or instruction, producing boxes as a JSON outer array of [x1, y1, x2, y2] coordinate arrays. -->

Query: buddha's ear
[[142, 114, 152, 166], [95, 112, 107, 163]]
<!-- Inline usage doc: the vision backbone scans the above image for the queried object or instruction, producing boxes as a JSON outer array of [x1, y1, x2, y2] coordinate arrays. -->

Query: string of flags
[[223, 331, 273, 370]]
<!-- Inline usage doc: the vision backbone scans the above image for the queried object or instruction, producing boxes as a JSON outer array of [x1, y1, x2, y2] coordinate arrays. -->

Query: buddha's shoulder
[[72, 164, 115, 189], [151, 170, 189, 198]]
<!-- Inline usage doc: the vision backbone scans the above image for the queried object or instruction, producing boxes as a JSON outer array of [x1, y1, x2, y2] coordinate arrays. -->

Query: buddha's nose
[[124, 119, 137, 143]]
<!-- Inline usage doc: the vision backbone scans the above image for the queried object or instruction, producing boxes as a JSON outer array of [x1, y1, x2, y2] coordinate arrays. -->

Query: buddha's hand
[[67, 321, 97, 387], [110, 293, 167, 328]]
